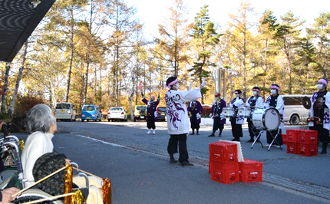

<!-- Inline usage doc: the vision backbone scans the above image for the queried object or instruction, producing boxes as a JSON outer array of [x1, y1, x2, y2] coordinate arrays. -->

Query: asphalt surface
[[7, 120, 330, 204]]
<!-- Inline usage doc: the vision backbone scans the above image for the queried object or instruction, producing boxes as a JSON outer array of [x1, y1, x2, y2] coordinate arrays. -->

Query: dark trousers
[[248, 119, 260, 140], [212, 117, 224, 133], [310, 124, 330, 143], [167, 134, 188, 163], [147, 117, 155, 129], [266, 129, 283, 145], [231, 119, 242, 140]]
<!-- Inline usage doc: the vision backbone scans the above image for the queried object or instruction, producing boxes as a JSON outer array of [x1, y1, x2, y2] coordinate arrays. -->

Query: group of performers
[[140, 76, 329, 166], [207, 85, 284, 146]]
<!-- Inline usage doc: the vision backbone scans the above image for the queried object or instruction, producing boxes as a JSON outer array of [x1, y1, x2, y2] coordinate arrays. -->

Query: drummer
[[246, 87, 264, 143], [308, 78, 330, 154], [230, 90, 245, 141], [265, 84, 284, 147]]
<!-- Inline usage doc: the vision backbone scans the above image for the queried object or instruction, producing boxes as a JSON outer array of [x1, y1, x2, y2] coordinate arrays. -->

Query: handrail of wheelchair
[[5, 135, 19, 144], [70, 162, 79, 169], [3, 141, 23, 174]]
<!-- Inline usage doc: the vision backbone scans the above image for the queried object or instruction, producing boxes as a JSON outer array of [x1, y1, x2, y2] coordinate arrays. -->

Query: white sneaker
[[147, 129, 151, 134], [152, 130, 156, 135]]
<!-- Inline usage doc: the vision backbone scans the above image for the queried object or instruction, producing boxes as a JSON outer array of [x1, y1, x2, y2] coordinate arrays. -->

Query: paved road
[[11, 121, 330, 204]]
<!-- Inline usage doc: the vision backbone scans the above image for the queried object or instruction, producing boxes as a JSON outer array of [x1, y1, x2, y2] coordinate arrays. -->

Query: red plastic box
[[210, 162, 239, 184], [239, 159, 263, 183], [297, 143, 318, 156], [287, 142, 298, 154], [298, 130, 318, 144], [286, 129, 301, 143], [282, 134, 287, 145], [209, 142, 238, 164]]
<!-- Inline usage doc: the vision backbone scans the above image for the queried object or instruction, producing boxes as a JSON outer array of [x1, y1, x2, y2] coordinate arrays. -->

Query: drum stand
[[251, 128, 282, 151]]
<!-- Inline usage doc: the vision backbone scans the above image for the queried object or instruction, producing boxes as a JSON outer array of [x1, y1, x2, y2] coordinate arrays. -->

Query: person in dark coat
[[208, 93, 226, 137], [187, 100, 203, 135], [142, 93, 160, 134]]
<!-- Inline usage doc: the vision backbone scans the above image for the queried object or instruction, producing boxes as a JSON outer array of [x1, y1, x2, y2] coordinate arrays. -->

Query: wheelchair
[[0, 125, 110, 204]]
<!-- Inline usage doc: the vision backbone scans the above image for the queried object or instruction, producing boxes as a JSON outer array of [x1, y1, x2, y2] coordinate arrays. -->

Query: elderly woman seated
[[21, 104, 103, 203]]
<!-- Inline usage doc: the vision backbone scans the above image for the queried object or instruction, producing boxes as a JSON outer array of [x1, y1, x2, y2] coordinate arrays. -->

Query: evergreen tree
[[189, 5, 222, 104]]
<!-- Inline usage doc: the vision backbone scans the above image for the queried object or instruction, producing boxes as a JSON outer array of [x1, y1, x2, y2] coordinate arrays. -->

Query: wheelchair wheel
[[13, 189, 63, 204]]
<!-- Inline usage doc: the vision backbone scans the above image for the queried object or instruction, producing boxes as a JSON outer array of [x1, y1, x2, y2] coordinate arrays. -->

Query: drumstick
[[18, 192, 76, 204], [72, 167, 102, 180], [12, 166, 67, 197]]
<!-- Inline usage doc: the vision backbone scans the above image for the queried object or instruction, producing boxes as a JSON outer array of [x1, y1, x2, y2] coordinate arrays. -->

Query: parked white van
[[282, 95, 311, 125], [55, 102, 76, 121]]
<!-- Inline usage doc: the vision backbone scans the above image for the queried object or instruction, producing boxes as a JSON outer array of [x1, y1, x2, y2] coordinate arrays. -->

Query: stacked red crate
[[209, 142, 239, 184], [286, 129, 301, 154], [238, 159, 263, 182], [282, 134, 287, 145], [286, 129, 318, 156], [297, 130, 318, 156]]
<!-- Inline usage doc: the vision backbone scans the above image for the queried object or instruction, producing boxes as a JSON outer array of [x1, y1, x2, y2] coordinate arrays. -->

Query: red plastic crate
[[282, 134, 287, 145], [287, 142, 298, 154], [286, 129, 301, 143], [298, 130, 318, 144], [239, 159, 263, 183], [297, 143, 318, 156], [210, 162, 239, 184], [209, 142, 238, 164]]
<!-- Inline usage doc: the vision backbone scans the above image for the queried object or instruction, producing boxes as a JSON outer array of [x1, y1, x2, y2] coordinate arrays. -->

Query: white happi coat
[[265, 95, 284, 129], [229, 97, 245, 124], [165, 88, 202, 135], [309, 91, 330, 130], [245, 96, 264, 109]]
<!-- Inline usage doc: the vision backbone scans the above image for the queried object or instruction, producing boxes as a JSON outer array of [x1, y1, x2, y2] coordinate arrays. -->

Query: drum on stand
[[221, 107, 234, 119], [252, 108, 280, 130], [238, 107, 251, 117]]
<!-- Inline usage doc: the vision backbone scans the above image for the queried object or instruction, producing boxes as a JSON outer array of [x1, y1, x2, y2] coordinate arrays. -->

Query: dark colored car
[[157, 106, 166, 121]]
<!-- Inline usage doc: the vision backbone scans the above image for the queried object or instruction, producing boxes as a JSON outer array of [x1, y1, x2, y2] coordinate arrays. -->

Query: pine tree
[[189, 5, 222, 104]]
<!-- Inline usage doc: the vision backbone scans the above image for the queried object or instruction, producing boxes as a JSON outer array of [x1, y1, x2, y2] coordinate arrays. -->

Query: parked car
[[54, 102, 76, 121], [107, 107, 127, 122], [157, 106, 166, 121], [282, 95, 312, 125], [134, 105, 147, 122], [81, 105, 102, 122]]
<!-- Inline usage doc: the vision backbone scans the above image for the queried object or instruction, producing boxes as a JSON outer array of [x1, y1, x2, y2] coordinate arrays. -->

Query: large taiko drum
[[252, 108, 280, 130]]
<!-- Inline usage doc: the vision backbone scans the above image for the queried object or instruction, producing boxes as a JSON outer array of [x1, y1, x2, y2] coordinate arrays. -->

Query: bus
[[282, 95, 312, 125]]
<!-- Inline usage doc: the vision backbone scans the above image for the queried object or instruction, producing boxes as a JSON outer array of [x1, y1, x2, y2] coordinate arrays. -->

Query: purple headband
[[318, 79, 328, 86], [270, 85, 279, 90], [234, 91, 240, 94], [252, 88, 259, 92], [167, 79, 178, 88]]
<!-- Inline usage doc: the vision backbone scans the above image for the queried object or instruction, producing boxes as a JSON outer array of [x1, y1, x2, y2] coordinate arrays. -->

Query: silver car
[[107, 107, 127, 122], [55, 103, 76, 121]]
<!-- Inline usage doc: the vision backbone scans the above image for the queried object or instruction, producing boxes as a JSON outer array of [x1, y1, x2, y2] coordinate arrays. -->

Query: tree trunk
[[243, 30, 247, 100], [1, 62, 11, 113], [8, 42, 28, 116], [66, 8, 74, 102]]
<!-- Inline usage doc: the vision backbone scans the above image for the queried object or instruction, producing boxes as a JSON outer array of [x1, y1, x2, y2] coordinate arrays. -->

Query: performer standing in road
[[208, 93, 226, 137], [246, 87, 264, 143], [309, 78, 330, 154], [142, 93, 160, 135], [230, 90, 245, 141], [165, 77, 205, 166], [265, 84, 284, 147], [187, 100, 203, 135]]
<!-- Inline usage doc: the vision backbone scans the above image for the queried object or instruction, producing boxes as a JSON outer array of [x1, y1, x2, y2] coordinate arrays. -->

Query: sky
[[125, 0, 330, 38]]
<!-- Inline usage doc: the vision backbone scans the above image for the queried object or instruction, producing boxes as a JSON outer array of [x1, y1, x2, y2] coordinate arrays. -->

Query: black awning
[[0, 0, 56, 62]]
